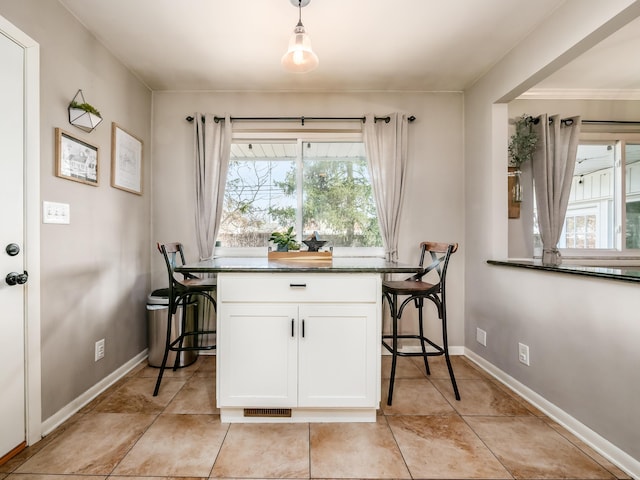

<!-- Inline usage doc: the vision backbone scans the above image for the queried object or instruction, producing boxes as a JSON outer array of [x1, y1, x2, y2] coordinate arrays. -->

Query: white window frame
[[216, 129, 384, 258], [557, 132, 640, 261]]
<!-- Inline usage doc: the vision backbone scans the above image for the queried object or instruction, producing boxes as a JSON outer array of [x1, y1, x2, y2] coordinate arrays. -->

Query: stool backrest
[[157, 242, 187, 287], [415, 242, 458, 289]]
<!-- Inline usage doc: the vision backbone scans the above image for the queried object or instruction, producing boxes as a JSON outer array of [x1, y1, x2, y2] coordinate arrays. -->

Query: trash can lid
[[147, 288, 170, 305]]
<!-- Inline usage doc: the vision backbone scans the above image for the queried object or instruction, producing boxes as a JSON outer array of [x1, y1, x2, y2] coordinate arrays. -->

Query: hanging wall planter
[[507, 114, 537, 219], [68, 89, 103, 133], [508, 167, 522, 219]]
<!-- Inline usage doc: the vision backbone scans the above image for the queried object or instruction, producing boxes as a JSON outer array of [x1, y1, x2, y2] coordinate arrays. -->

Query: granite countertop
[[176, 256, 421, 274], [487, 259, 640, 283]]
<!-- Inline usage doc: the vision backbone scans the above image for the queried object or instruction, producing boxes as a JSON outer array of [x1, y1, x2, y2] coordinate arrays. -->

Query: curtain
[[193, 113, 232, 260], [532, 114, 581, 266], [363, 113, 409, 262]]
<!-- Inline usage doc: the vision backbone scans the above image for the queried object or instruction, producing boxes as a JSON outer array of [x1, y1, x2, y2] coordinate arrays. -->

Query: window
[[551, 135, 640, 255], [217, 138, 382, 251]]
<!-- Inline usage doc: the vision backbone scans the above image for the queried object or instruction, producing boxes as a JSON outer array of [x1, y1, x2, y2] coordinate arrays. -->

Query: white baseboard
[[40, 349, 148, 437], [464, 348, 639, 480]]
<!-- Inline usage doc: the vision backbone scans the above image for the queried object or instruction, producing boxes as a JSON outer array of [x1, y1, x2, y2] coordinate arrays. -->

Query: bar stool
[[153, 242, 217, 396], [382, 241, 460, 405]]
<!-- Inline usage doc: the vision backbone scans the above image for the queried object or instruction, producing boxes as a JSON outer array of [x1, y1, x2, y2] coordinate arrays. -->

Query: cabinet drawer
[[219, 272, 380, 303]]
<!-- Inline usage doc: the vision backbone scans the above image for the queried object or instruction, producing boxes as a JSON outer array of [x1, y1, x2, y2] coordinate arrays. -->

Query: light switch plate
[[43, 201, 70, 224]]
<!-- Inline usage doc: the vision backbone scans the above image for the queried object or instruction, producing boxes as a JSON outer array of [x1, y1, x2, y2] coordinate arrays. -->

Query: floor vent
[[243, 408, 292, 418]]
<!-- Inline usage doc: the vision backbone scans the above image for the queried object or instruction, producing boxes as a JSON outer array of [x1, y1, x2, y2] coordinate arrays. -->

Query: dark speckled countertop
[[487, 259, 640, 283], [176, 256, 421, 274]]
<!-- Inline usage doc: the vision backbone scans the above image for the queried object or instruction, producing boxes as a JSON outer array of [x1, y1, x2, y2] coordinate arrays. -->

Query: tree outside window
[[218, 141, 381, 249]]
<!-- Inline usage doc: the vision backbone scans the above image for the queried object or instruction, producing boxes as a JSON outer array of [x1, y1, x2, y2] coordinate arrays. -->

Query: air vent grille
[[243, 408, 292, 418]]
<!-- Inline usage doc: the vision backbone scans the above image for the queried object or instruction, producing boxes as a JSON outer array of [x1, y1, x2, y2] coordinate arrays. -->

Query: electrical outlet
[[95, 339, 105, 361], [518, 342, 530, 366], [476, 328, 487, 346]]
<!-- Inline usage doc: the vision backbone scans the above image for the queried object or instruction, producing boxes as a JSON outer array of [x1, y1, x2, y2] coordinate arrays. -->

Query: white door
[[298, 304, 377, 408], [0, 29, 27, 458]]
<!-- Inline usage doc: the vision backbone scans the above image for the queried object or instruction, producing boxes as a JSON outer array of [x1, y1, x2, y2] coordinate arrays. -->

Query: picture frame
[[55, 128, 99, 186], [111, 122, 143, 195]]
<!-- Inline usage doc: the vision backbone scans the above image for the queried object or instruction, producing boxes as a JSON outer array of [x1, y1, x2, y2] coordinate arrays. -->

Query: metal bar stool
[[153, 242, 217, 396], [382, 241, 460, 405]]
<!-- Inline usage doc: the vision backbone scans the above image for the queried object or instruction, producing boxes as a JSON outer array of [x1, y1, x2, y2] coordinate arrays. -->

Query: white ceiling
[[58, 0, 640, 95]]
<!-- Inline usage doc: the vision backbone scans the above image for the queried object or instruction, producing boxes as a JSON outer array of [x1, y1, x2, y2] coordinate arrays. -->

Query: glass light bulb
[[282, 23, 319, 73]]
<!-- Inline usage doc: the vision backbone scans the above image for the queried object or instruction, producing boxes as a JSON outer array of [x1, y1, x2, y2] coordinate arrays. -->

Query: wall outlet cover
[[518, 342, 530, 366], [95, 339, 105, 362], [476, 328, 487, 346]]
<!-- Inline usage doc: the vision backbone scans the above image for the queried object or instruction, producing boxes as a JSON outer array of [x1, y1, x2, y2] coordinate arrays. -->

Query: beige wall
[[465, 0, 640, 466], [0, 0, 152, 420], [151, 91, 466, 346]]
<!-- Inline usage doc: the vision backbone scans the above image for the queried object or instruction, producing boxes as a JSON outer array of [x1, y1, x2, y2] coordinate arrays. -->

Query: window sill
[[487, 259, 640, 283]]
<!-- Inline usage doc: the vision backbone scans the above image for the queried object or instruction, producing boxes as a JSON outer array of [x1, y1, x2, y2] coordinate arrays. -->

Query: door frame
[[0, 14, 42, 446]]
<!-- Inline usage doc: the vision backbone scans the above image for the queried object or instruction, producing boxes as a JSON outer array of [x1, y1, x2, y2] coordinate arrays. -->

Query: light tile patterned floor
[[0, 355, 631, 479]]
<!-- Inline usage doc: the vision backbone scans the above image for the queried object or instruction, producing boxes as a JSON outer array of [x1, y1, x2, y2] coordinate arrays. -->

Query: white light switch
[[43, 201, 70, 224]]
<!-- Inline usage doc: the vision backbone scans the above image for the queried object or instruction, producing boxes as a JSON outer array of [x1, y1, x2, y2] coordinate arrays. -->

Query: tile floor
[[0, 354, 632, 480]]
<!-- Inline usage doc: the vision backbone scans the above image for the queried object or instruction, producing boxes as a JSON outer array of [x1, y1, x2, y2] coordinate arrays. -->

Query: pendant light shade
[[282, 0, 318, 73]]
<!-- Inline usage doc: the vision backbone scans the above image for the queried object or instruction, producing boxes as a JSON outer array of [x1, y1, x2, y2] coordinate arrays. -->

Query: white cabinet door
[[218, 304, 298, 407], [298, 304, 378, 408]]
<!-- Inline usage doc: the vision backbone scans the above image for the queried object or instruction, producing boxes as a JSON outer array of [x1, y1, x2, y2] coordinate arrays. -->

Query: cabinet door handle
[[302, 319, 305, 338], [291, 318, 294, 337], [289, 283, 307, 288]]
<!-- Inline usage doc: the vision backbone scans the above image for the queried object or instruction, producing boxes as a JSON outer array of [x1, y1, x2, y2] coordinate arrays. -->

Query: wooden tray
[[268, 251, 332, 261]]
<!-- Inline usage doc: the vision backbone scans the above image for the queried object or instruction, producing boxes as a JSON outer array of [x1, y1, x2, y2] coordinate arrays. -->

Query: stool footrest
[[382, 334, 444, 356]]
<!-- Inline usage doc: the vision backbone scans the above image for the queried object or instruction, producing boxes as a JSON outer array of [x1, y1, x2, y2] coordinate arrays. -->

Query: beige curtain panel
[[363, 112, 409, 262], [532, 114, 581, 266], [193, 113, 232, 260]]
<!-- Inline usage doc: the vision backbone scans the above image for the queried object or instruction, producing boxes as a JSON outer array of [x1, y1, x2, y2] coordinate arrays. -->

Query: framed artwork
[[111, 122, 143, 195], [55, 128, 99, 186]]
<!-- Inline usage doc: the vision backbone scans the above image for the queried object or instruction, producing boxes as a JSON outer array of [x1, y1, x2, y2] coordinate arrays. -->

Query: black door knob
[[5, 243, 20, 256], [5, 271, 28, 286]]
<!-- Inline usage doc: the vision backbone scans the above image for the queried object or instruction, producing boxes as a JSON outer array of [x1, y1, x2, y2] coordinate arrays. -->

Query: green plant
[[269, 226, 300, 251], [70, 101, 101, 117], [508, 114, 537, 168]]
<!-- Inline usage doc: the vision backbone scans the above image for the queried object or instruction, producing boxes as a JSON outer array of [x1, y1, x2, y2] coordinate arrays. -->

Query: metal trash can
[[147, 289, 198, 368]]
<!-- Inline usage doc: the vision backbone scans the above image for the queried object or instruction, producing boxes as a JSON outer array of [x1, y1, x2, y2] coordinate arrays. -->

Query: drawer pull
[[289, 283, 307, 288]]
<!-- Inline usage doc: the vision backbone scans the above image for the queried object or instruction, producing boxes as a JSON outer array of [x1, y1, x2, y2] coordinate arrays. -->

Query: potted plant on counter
[[269, 226, 300, 252]]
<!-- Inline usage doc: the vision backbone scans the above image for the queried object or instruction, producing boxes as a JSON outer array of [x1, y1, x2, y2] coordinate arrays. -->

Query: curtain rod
[[185, 115, 416, 126], [527, 116, 640, 126]]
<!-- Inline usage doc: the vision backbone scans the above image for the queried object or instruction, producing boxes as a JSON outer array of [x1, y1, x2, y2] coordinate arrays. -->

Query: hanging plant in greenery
[[69, 100, 101, 117], [508, 114, 538, 168]]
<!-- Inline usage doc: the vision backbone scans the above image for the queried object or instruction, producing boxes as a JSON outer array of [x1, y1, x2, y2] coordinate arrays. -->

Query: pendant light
[[281, 0, 319, 73]]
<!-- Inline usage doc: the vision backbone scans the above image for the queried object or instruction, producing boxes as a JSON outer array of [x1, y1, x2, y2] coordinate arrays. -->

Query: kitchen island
[[176, 256, 420, 423]]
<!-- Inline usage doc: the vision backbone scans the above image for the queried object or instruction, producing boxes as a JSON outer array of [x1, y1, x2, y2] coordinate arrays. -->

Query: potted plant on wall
[[507, 114, 538, 218], [269, 226, 300, 252]]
